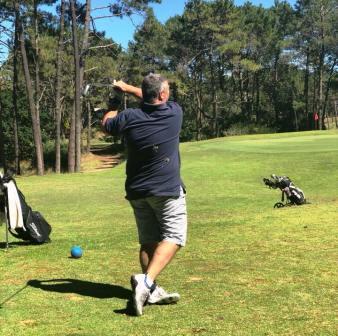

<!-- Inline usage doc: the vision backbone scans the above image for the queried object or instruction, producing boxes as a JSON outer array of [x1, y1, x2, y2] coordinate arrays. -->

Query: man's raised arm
[[113, 80, 143, 99], [102, 80, 142, 128]]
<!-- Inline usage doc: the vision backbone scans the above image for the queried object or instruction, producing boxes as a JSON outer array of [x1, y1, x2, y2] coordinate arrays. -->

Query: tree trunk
[[304, 47, 310, 129], [273, 53, 279, 125], [238, 70, 245, 116], [0, 97, 7, 172], [255, 72, 260, 123], [15, 2, 44, 175], [70, 0, 82, 172], [196, 89, 202, 141], [322, 58, 337, 127], [55, 0, 65, 173], [79, 0, 91, 89], [18, 20, 44, 175], [318, 55, 324, 130], [293, 91, 299, 131], [319, 4, 325, 130], [124, 93, 127, 110], [33, 0, 41, 130], [68, 100, 76, 173], [312, 75, 317, 130], [12, 9, 20, 175], [86, 101, 91, 153], [208, 51, 218, 137], [81, 0, 91, 154], [194, 71, 203, 141]]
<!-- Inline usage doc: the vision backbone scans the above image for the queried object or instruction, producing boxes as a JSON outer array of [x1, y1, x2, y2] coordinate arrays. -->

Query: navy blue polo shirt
[[104, 101, 183, 200]]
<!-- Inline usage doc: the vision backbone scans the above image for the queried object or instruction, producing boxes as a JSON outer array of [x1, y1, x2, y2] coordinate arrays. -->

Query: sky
[[91, 0, 186, 49], [89, 0, 297, 49], [0, 0, 297, 63]]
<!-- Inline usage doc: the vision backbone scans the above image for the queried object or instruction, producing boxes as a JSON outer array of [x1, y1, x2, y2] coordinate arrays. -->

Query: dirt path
[[82, 144, 124, 172]]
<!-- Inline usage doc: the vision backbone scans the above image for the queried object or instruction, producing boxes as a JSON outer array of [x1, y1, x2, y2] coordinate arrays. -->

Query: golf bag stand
[[4, 192, 9, 251], [0, 174, 10, 250]]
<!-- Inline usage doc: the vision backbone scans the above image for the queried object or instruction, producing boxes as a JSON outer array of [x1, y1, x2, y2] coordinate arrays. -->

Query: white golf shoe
[[147, 285, 180, 305], [130, 274, 154, 316]]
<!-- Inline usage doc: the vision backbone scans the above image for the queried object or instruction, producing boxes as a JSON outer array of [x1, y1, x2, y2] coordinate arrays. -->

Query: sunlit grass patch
[[0, 130, 337, 335]]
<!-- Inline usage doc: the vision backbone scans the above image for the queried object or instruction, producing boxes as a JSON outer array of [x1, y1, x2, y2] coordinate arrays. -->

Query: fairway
[[1, 130, 337, 335]]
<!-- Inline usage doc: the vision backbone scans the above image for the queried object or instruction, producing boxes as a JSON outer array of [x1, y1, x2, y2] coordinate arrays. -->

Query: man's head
[[142, 73, 169, 104]]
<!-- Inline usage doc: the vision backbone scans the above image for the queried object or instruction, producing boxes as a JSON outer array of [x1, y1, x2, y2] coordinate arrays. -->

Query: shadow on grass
[[27, 279, 136, 316], [0, 241, 31, 249], [0, 240, 52, 250], [27, 279, 131, 299]]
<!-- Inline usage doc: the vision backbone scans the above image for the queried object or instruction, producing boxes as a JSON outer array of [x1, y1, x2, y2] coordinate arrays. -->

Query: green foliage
[[42, 139, 69, 172], [0, 86, 35, 163], [110, 0, 161, 16], [225, 122, 276, 136], [1, 0, 337, 172], [124, 8, 169, 83]]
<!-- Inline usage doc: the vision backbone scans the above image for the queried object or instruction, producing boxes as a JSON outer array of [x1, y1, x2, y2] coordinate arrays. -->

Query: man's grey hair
[[142, 73, 168, 104]]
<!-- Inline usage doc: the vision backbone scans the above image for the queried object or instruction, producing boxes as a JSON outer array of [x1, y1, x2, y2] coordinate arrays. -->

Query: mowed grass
[[0, 130, 337, 336]]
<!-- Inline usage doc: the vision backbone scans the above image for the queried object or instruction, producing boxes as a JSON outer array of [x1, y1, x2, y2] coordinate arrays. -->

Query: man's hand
[[113, 79, 142, 99], [113, 80, 129, 92], [102, 110, 118, 128]]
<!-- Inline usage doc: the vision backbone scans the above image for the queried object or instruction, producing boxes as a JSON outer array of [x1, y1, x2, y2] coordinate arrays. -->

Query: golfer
[[102, 73, 187, 316]]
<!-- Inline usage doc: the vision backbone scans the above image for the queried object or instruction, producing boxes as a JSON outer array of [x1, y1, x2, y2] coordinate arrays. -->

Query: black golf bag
[[0, 172, 51, 245], [263, 174, 306, 208]]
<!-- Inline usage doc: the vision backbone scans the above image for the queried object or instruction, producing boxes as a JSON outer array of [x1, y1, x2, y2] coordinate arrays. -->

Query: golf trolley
[[0, 171, 51, 250], [263, 174, 306, 208]]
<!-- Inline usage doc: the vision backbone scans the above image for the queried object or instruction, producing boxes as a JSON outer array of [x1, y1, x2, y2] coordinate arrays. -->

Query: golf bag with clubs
[[263, 174, 306, 208], [0, 172, 51, 245]]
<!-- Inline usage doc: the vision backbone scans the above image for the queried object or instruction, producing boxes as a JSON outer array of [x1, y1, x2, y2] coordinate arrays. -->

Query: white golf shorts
[[129, 187, 187, 246]]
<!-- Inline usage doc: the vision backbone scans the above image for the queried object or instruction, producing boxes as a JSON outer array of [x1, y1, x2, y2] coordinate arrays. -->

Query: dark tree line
[[0, 0, 337, 175]]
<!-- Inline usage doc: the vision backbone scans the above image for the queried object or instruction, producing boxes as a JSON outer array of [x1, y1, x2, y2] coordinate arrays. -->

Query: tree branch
[[84, 66, 98, 72], [88, 43, 117, 50], [92, 14, 123, 20], [0, 24, 13, 32], [0, 40, 10, 48], [91, 5, 113, 12], [38, 85, 46, 104], [92, 7, 146, 21]]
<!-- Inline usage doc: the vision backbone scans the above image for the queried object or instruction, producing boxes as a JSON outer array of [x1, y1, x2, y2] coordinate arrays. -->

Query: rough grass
[[0, 130, 337, 335]]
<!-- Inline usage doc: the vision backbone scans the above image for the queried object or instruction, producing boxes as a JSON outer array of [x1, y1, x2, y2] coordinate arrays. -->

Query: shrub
[[224, 123, 276, 136]]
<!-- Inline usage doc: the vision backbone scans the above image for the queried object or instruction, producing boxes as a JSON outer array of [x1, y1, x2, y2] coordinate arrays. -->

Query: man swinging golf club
[[102, 73, 187, 316]]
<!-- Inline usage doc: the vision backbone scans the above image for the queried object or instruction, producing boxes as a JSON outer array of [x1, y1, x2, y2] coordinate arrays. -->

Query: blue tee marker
[[70, 246, 83, 258]]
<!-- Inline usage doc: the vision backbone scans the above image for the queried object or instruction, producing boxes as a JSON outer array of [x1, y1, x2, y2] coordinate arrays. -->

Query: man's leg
[[142, 241, 181, 305], [132, 241, 182, 315], [139, 242, 158, 273], [146, 188, 186, 281], [142, 190, 186, 306], [130, 189, 187, 315], [129, 200, 161, 316], [146, 241, 180, 281], [133, 241, 181, 309]]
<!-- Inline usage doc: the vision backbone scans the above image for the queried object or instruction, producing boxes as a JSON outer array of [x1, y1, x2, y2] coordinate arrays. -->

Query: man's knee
[[141, 242, 159, 253]]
